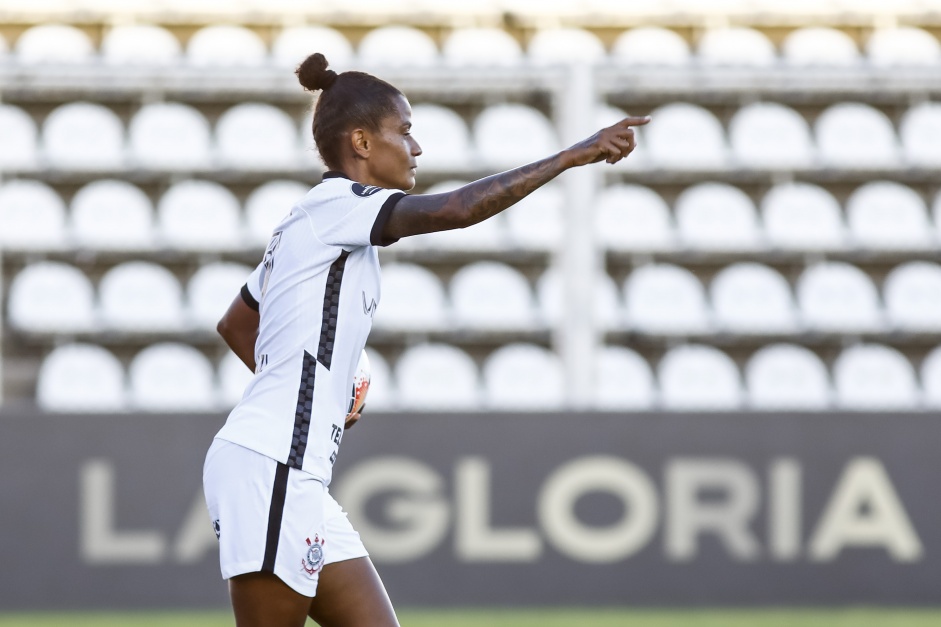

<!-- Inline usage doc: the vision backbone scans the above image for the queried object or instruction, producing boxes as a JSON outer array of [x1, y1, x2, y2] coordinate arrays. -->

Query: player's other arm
[[217, 291, 259, 372], [381, 115, 650, 240]]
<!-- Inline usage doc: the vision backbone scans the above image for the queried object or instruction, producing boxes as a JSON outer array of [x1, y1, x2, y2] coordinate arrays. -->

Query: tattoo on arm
[[385, 153, 568, 240]]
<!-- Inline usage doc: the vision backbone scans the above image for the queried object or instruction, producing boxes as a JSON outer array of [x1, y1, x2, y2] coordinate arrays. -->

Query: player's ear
[[350, 128, 370, 159]]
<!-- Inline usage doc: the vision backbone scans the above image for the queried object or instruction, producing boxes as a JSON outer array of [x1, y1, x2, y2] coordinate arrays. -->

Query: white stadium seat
[[745, 344, 831, 410], [483, 343, 565, 410], [128, 102, 212, 170], [845, 182, 933, 250], [443, 28, 523, 67], [157, 180, 242, 250], [373, 263, 448, 332], [15, 24, 94, 64], [922, 346, 941, 409], [218, 351, 254, 410], [658, 344, 743, 410], [536, 269, 621, 331], [187, 262, 254, 330], [37, 344, 127, 413], [396, 343, 480, 410], [187, 25, 267, 67], [8, 262, 96, 333], [449, 262, 536, 330], [728, 103, 814, 169], [761, 183, 847, 251], [593, 346, 656, 410], [883, 262, 941, 332], [899, 102, 941, 167], [272, 26, 353, 69], [42, 102, 125, 170], [0, 104, 39, 169], [504, 185, 565, 251], [473, 104, 559, 169], [411, 180, 508, 252], [697, 27, 776, 66], [527, 28, 606, 65], [245, 180, 308, 245], [815, 103, 900, 169], [129, 343, 216, 412], [70, 180, 155, 250], [611, 27, 691, 66], [358, 26, 438, 67], [645, 103, 728, 169], [363, 348, 396, 410], [216, 103, 299, 170], [99, 262, 184, 331], [710, 263, 798, 334], [674, 183, 761, 250], [101, 25, 181, 65], [410, 104, 473, 171], [797, 262, 883, 333], [594, 184, 675, 251], [833, 344, 919, 411], [0, 180, 67, 250], [624, 264, 710, 334], [782, 27, 860, 66], [866, 27, 941, 67]]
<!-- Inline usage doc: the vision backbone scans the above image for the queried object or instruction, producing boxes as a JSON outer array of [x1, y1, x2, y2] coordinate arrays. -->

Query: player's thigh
[[307, 557, 399, 627], [230, 571, 311, 627]]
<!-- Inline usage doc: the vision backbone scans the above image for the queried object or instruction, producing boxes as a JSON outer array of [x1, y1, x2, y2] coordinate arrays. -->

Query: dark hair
[[296, 53, 404, 170]]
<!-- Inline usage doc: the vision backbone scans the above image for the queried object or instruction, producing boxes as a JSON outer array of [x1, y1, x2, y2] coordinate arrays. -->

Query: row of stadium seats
[[36, 341, 941, 413], [3, 24, 939, 68], [359, 261, 941, 334], [10, 259, 941, 335], [0, 101, 317, 171], [371, 342, 941, 411], [423, 179, 941, 253], [9, 261, 250, 333], [607, 101, 941, 171], [37, 342, 252, 413], [4, 176, 941, 254], [0, 179, 301, 251], [6, 100, 941, 171]]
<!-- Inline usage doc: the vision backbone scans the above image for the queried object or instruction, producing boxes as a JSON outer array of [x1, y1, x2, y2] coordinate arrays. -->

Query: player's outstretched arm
[[381, 115, 650, 242]]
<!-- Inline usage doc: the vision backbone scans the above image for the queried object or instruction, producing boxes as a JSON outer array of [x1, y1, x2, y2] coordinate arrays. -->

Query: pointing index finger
[[618, 116, 651, 127]]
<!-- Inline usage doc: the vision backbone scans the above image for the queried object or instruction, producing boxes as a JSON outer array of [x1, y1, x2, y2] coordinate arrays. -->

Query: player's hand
[[344, 404, 365, 430], [563, 116, 651, 167]]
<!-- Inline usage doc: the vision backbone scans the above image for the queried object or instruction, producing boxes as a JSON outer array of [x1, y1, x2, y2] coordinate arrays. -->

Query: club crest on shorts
[[302, 535, 326, 576]]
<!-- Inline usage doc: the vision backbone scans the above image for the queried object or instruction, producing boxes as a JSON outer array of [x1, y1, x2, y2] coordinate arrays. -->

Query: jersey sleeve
[[313, 187, 406, 248], [240, 262, 264, 311]]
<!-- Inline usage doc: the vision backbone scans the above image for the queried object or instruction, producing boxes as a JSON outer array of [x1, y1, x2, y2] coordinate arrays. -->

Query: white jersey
[[215, 172, 404, 485]]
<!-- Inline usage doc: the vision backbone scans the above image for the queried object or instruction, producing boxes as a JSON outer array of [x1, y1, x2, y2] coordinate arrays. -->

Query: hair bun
[[296, 53, 338, 92]]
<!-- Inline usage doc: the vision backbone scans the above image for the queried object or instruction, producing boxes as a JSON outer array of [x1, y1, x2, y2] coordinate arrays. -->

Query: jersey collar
[[322, 171, 349, 180]]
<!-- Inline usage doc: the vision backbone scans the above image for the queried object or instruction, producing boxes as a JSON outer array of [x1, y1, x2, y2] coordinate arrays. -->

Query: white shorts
[[203, 438, 368, 597]]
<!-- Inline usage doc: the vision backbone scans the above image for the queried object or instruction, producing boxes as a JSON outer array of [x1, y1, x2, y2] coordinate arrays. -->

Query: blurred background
[[1, 0, 941, 623]]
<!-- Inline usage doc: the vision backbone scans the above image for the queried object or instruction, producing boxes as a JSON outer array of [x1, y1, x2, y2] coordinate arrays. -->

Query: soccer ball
[[347, 349, 371, 416]]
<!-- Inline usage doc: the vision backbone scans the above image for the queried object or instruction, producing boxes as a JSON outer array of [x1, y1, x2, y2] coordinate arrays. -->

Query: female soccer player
[[206, 52, 648, 627]]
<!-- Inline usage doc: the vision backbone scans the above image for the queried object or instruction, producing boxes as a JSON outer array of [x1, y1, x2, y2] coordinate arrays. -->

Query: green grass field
[[1, 609, 941, 627]]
